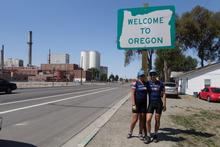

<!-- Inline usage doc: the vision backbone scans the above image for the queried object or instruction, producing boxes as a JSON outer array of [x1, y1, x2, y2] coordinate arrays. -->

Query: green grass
[[170, 110, 220, 147], [170, 115, 204, 130], [198, 110, 220, 120]]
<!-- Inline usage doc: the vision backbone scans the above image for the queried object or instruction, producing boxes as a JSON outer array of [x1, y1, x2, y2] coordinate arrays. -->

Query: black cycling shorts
[[132, 101, 147, 113], [147, 101, 163, 114]]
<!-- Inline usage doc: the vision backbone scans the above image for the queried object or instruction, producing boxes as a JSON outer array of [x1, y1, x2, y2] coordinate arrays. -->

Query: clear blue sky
[[1, 0, 219, 79]]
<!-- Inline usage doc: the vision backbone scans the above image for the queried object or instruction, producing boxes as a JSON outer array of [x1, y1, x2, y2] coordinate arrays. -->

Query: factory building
[[50, 53, 70, 64], [80, 51, 100, 70], [5, 58, 24, 67]]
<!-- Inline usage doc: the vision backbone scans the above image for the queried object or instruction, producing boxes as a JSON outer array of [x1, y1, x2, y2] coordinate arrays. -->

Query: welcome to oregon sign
[[117, 6, 175, 50]]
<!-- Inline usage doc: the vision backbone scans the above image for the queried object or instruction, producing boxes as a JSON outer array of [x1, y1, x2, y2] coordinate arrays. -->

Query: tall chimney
[[27, 31, 33, 67], [48, 49, 51, 64], [1, 45, 4, 71]]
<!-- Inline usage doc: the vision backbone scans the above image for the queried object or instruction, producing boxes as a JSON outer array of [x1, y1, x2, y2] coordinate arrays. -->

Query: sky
[[0, 0, 219, 79]]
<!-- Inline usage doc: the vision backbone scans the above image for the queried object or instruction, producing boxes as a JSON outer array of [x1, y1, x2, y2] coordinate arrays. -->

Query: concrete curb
[[62, 93, 130, 147]]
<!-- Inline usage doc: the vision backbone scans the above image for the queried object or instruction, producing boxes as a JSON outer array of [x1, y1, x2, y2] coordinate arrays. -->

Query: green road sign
[[117, 6, 175, 50]]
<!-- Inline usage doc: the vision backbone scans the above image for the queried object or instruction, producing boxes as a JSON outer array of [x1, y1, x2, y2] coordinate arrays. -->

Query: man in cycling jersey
[[145, 70, 166, 143]]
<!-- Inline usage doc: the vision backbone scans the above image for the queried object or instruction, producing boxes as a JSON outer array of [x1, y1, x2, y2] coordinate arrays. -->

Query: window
[[204, 88, 209, 92], [165, 83, 176, 87], [204, 79, 211, 87], [211, 88, 220, 93]]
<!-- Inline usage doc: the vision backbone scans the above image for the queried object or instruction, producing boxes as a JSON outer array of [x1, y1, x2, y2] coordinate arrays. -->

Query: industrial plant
[[80, 51, 108, 77], [0, 31, 109, 82]]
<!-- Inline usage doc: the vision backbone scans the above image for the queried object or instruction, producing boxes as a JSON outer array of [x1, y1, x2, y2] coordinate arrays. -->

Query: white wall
[[89, 51, 100, 69], [80, 51, 100, 70], [179, 68, 220, 95], [51, 54, 69, 64], [80, 51, 89, 70]]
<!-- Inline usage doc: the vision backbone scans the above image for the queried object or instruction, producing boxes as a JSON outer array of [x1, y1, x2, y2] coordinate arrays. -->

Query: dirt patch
[[169, 110, 220, 147]]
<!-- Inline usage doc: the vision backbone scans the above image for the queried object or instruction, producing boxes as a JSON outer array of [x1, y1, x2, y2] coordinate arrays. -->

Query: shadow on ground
[[0, 92, 18, 95], [159, 128, 215, 142], [0, 140, 36, 147], [166, 95, 181, 99]]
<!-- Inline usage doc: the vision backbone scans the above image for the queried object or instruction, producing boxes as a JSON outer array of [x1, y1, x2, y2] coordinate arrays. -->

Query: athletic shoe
[[153, 134, 159, 143], [138, 133, 144, 140], [144, 136, 151, 144], [127, 132, 132, 139]]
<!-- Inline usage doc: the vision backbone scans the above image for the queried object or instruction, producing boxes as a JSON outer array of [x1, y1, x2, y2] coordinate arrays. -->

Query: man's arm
[[162, 89, 166, 111], [131, 88, 135, 106]]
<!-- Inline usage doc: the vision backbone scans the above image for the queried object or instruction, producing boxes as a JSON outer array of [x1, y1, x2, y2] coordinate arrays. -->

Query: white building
[[80, 51, 89, 70], [80, 51, 100, 70], [50, 53, 69, 64], [5, 58, 24, 67], [177, 62, 220, 95]]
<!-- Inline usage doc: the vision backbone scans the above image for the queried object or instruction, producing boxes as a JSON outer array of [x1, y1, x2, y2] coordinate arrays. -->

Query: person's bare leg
[[146, 113, 153, 135], [127, 113, 138, 138], [153, 113, 161, 142]]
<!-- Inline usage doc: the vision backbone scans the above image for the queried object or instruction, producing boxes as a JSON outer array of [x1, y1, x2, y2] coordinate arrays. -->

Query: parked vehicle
[[198, 87, 220, 102], [0, 79, 17, 94], [164, 82, 178, 97]]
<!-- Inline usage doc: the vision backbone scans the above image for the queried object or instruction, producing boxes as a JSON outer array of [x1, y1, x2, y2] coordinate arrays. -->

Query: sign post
[[117, 6, 175, 50]]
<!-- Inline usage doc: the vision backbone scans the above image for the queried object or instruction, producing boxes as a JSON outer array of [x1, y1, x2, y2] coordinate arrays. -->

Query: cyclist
[[127, 70, 148, 141], [145, 70, 166, 143]]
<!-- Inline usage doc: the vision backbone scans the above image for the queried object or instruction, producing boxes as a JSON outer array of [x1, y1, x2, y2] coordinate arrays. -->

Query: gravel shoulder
[[87, 95, 220, 147]]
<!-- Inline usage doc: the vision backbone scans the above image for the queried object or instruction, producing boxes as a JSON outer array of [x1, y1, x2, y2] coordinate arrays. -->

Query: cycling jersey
[[131, 80, 147, 113], [131, 80, 147, 102], [147, 80, 164, 102]]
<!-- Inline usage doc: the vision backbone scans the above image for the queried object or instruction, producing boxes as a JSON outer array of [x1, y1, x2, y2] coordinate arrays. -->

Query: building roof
[[177, 62, 220, 78]]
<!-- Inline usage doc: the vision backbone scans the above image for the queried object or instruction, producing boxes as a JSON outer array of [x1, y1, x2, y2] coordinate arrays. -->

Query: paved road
[[0, 84, 130, 147]]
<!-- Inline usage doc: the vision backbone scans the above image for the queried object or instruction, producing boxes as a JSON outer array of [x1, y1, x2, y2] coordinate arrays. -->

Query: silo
[[80, 51, 89, 70], [89, 51, 100, 69]]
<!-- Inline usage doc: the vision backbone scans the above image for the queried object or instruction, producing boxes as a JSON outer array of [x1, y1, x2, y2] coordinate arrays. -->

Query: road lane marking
[[0, 88, 117, 115], [0, 87, 109, 106], [14, 122, 28, 126], [61, 93, 130, 147]]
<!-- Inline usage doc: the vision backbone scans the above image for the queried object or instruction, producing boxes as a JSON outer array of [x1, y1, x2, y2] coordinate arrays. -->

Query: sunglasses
[[139, 75, 145, 77], [150, 73, 157, 76]]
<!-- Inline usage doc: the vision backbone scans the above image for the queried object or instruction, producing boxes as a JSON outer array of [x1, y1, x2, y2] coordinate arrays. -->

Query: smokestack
[[27, 31, 33, 67], [48, 49, 51, 64], [1, 45, 4, 70]]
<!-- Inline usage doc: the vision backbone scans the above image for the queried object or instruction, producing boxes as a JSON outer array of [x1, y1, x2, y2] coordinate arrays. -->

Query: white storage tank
[[89, 51, 100, 69], [80, 51, 89, 70]]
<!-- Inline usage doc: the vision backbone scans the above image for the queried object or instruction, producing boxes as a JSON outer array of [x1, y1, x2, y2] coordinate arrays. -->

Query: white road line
[[14, 122, 29, 126], [0, 87, 108, 106], [0, 88, 117, 115]]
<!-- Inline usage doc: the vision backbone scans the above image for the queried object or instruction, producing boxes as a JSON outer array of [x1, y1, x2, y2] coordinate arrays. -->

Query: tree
[[87, 68, 100, 80], [115, 75, 119, 81], [124, 50, 154, 71], [100, 73, 107, 81], [155, 48, 197, 81], [177, 6, 220, 67], [109, 74, 114, 82]]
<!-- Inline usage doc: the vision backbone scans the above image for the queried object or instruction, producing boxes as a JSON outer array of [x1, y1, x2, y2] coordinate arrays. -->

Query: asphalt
[[0, 84, 130, 147]]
